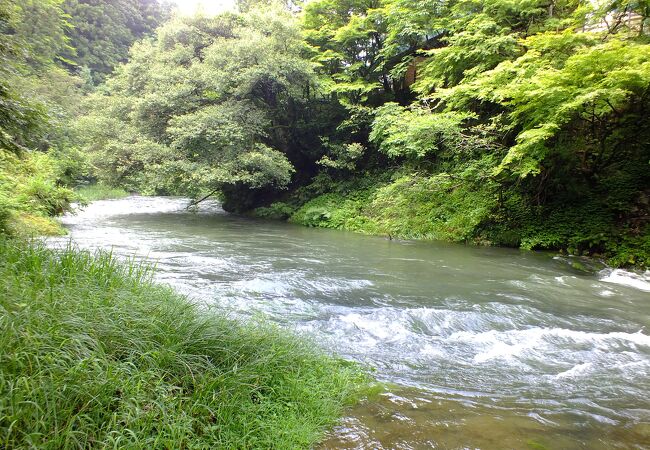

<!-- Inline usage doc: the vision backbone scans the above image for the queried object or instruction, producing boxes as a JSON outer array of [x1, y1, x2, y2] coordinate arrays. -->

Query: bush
[[367, 173, 497, 241], [0, 149, 74, 236], [253, 201, 296, 220]]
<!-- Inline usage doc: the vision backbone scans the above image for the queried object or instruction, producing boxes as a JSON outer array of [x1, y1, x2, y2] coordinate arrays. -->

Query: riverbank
[[75, 183, 130, 202], [252, 172, 649, 269], [0, 239, 369, 448]]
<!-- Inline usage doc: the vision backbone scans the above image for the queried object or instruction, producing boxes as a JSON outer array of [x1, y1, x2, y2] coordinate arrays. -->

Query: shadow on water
[[50, 197, 650, 449]]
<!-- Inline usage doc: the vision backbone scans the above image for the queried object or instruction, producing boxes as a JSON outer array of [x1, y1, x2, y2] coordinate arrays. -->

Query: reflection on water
[[49, 196, 650, 449]]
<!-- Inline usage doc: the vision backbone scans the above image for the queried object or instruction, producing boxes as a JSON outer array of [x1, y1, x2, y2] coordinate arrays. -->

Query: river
[[49, 196, 650, 449]]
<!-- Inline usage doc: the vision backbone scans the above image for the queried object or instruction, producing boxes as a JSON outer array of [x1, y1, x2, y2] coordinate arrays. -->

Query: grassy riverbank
[[253, 172, 650, 269], [0, 239, 369, 449], [75, 183, 130, 202]]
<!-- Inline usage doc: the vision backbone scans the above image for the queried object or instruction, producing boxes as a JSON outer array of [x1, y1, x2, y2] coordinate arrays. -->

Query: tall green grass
[[0, 239, 369, 449], [75, 184, 129, 202]]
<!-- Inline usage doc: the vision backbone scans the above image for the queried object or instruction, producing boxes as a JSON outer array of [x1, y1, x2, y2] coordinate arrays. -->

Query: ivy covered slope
[[256, 0, 650, 268]]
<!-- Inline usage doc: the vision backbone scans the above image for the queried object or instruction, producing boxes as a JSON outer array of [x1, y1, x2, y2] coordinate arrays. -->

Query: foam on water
[[296, 303, 650, 414], [599, 268, 650, 292], [555, 362, 593, 379]]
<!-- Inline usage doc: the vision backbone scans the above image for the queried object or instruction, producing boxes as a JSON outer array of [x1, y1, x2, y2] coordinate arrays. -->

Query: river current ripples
[[48, 196, 650, 449]]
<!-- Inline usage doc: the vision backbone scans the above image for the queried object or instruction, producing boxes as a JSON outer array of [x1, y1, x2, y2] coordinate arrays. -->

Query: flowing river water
[[49, 196, 650, 449]]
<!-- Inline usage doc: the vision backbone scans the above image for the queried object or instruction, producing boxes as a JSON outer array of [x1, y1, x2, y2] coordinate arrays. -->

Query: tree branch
[[186, 189, 219, 210]]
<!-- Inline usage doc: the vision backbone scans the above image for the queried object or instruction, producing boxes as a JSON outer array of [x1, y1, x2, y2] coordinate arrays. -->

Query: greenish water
[[51, 196, 650, 449]]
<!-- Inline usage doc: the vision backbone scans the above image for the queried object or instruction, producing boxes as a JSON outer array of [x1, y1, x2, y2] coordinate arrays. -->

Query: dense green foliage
[[67, 0, 650, 266], [62, 0, 171, 83], [0, 150, 75, 236], [1, 0, 68, 154], [76, 8, 330, 211], [280, 0, 650, 267], [0, 0, 83, 235], [0, 239, 368, 448]]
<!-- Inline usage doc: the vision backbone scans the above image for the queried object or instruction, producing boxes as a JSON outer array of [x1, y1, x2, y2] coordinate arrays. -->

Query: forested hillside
[[2, 0, 649, 266], [0, 0, 168, 235], [62, 0, 171, 83]]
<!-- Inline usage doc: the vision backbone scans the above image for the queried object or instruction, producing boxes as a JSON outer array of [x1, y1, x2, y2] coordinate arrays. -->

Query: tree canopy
[[62, 0, 171, 83], [77, 7, 320, 210]]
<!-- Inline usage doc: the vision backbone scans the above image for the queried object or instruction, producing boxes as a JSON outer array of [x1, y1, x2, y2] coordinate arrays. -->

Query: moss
[[5, 212, 66, 237]]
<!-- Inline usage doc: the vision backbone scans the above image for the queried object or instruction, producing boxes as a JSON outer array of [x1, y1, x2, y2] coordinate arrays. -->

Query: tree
[[0, 0, 75, 154], [77, 7, 320, 210], [303, 0, 392, 104], [0, 0, 79, 234], [62, 0, 171, 83]]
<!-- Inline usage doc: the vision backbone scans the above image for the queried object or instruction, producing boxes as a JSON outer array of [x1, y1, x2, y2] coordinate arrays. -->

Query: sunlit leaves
[[370, 102, 475, 158], [302, 0, 388, 103], [452, 36, 650, 177]]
